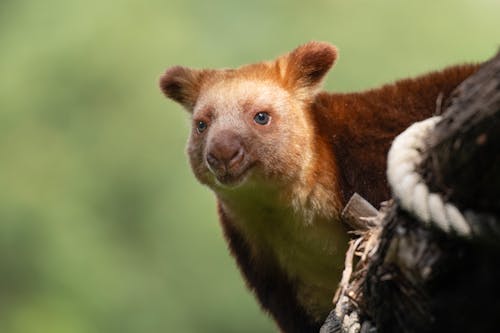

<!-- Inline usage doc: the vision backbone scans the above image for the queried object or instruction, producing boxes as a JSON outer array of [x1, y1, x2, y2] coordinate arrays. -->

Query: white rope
[[387, 116, 472, 236]]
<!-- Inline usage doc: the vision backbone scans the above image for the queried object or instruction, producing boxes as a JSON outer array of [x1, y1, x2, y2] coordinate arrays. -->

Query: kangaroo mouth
[[213, 162, 253, 188]]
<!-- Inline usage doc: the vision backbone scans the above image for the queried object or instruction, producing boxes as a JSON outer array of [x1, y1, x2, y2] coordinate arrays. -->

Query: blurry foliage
[[0, 0, 498, 332]]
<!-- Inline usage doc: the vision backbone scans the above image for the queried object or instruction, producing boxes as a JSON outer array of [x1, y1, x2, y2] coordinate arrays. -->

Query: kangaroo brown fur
[[159, 42, 478, 333]]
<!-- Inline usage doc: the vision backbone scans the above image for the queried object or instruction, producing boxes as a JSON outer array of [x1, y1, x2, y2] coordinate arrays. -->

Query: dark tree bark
[[366, 51, 500, 333], [421, 54, 500, 228], [323, 51, 500, 333]]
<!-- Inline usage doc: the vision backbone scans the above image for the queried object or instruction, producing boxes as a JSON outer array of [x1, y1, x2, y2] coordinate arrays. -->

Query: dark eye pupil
[[254, 112, 270, 125], [197, 121, 207, 132]]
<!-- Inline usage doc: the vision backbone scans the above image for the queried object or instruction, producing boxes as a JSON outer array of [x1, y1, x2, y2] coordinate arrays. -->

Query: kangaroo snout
[[206, 131, 245, 175]]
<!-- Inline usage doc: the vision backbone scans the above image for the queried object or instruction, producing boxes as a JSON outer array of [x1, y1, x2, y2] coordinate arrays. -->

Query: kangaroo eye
[[254, 112, 270, 125], [196, 120, 207, 133]]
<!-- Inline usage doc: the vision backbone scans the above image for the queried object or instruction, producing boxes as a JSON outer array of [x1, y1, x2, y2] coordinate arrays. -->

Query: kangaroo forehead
[[195, 79, 291, 115]]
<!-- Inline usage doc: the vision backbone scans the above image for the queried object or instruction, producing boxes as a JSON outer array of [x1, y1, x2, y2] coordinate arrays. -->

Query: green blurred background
[[0, 0, 498, 332]]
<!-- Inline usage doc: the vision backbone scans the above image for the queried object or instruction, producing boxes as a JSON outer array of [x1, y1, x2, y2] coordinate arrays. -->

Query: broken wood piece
[[341, 193, 379, 231]]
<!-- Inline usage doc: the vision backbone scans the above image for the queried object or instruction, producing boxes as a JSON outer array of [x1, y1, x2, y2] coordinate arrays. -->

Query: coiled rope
[[387, 116, 472, 236]]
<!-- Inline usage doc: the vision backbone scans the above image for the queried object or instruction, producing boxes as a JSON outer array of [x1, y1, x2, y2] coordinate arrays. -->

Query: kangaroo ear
[[159, 66, 210, 112], [280, 41, 337, 95]]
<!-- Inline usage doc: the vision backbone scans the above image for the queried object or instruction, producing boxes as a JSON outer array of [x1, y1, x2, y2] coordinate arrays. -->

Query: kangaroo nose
[[206, 131, 244, 174]]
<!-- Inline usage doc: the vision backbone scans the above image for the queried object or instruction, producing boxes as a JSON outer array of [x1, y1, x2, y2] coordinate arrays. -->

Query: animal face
[[189, 77, 315, 191], [160, 42, 337, 193]]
